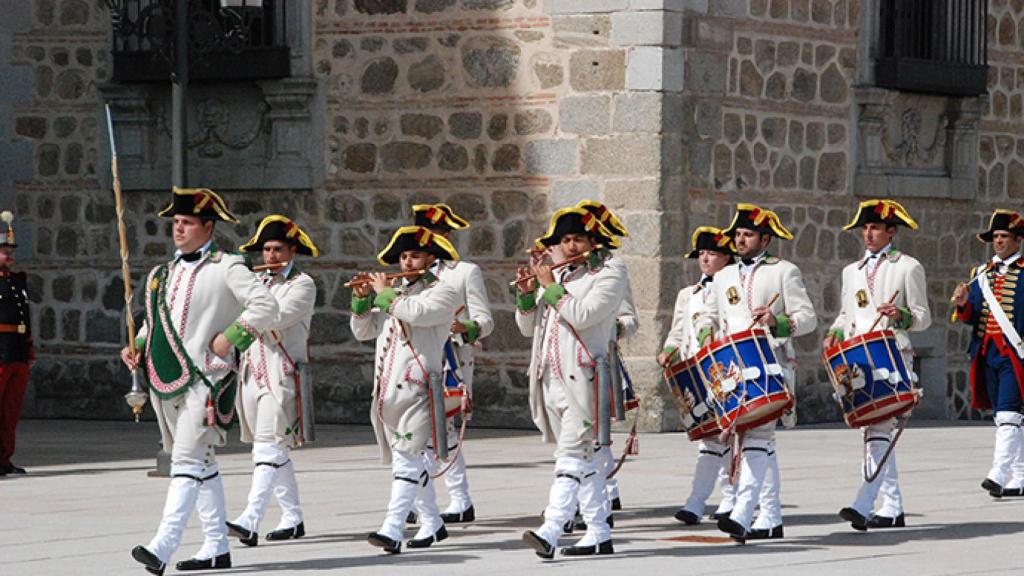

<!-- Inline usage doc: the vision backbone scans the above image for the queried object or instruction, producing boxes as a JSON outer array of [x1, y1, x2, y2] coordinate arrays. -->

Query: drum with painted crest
[[694, 328, 793, 432], [822, 330, 918, 428], [664, 355, 720, 440]]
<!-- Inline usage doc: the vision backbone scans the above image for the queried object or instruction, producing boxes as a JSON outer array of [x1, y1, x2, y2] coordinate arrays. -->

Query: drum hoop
[[846, 391, 918, 428], [697, 328, 771, 359], [824, 329, 898, 358], [729, 392, 794, 433]]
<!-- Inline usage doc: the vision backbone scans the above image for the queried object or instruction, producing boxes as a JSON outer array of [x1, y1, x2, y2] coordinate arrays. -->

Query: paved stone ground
[[3, 418, 1023, 575]]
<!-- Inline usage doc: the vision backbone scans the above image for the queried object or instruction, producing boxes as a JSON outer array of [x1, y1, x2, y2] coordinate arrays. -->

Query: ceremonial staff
[[106, 104, 148, 421]]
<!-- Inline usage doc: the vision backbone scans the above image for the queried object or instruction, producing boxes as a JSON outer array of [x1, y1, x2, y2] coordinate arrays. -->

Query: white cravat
[[862, 242, 892, 274]]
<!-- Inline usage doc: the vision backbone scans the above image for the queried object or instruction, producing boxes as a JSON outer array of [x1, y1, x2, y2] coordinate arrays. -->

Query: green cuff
[[772, 313, 792, 338], [373, 287, 398, 312], [462, 320, 481, 344], [516, 291, 537, 312], [827, 328, 844, 343], [224, 321, 257, 352], [541, 284, 567, 307], [135, 336, 146, 350], [895, 307, 912, 330], [662, 346, 680, 361], [351, 295, 372, 316], [697, 327, 713, 346]]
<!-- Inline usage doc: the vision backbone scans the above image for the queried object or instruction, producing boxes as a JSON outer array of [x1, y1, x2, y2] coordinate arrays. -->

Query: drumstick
[[746, 293, 781, 331], [867, 289, 901, 333]]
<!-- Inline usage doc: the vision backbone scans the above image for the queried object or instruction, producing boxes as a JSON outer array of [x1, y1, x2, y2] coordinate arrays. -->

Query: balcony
[[110, 0, 290, 84], [875, 0, 989, 97]]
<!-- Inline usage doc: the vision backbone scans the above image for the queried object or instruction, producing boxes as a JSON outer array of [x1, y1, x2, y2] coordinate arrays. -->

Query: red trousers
[[0, 362, 29, 467]]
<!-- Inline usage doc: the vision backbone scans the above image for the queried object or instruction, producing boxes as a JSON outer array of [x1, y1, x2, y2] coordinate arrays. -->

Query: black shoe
[[562, 518, 575, 534], [367, 532, 401, 554], [711, 510, 731, 521], [131, 545, 165, 576], [266, 522, 305, 541], [175, 552, 231, 571], [1001, 487, 1024, 497], [225, 521, 258, 547], [867, 513, 905, 528], [561, 539, 614, 556], [839, 507, 868, 531], [982, 478, 1003, 497], [747, 525, 784, 539], [611, 497, 622, 511], [440, 506, 475, 524], [3, 463, 25, 475], [716, 516, 747, 544], [407, 525, 448, 548], [674, 509, 701, 525], [522, 530, 555, 559], [607, 514, 614, 529], [406, 510, 418, 524]]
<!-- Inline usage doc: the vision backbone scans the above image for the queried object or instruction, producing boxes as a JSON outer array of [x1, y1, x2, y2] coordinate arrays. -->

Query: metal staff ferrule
[[429, 371, 449, 462]]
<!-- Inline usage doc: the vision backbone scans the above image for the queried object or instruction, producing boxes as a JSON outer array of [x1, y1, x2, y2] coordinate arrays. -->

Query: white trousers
[[682, 439, 736, 516], [989, 412, 1024, 487], [852, 419, 903, 517], [440, 418, 473, 513], [535, 456, 610, 546], [728, 422, 776, 531], [379, 449, 437, 542]]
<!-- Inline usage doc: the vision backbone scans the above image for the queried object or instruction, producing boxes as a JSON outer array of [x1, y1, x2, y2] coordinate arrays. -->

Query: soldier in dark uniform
[[0, 210, 34, 477]]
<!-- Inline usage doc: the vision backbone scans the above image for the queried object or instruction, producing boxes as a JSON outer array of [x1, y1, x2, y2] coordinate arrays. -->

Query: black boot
[[130, 545, 165, 576], [866, 513, 905, 528], [674, 509, 701, 525], [367, 532, 401, 554], [225, 521, 258, 547], [717, 516, 748, 544], [839, 507, 868, 531], [747, 525, 784, 539], [266, 522, 305, 541], [407, 525, 449, 548], [522, 530, 555, 559], [175, 552, 231, 571], [561, 539, 614, 556], [440, 506, 475, 524]]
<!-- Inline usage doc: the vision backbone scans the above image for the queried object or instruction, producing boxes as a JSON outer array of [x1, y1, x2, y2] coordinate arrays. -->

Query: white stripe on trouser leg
[[729, 424, 774, 531], [989, 411, 1024, 487], [378, 449, 426, 542], [536, 456, 585, 546], [233, 442, 287, 533], [193, 464, 230, 559], [272, 460, 304, 530], [752, 443, 781, 530], [576, 460, 611, 546], [146, 466, 202, 564], [413, 450, 444, 540], [683, 439, 727, 516]]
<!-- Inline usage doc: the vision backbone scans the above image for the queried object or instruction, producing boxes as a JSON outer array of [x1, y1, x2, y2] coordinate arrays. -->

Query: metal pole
[[172, 0, 189, 188]]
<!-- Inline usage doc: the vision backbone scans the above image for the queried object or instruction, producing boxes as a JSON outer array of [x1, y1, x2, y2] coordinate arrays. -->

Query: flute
[[344, 269, 426, 288], [508, 245, 603, 287], [253, 261, 288, 272]]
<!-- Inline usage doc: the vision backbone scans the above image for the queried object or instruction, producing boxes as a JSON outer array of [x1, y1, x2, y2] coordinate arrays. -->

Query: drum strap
[[863, 414, 910, 483], [979, 273, 1024, 358]]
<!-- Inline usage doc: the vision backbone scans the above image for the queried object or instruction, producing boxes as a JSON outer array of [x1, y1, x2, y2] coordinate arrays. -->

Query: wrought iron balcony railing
[[109, 0, 290, 83], [876, 0, 989, 97]]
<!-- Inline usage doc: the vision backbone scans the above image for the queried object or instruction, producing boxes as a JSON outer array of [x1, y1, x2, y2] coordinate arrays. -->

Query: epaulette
[[885, 250, 903, 263], [763, 255, 780, 265]]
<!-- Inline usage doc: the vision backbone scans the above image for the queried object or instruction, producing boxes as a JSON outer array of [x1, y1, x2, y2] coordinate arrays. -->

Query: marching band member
[[226, 216, 319, 547], [658, 226, 736, 525], [411, 204, 494, 525], [826, 200, 930, 531], [953, 210, 1024, 498], [577, 200, 636, 513], [516, 208, 627, 558], [350, 226, 460, 554], [0, 211, 34, 477], [121, 188, 278, 574], [696, 204, 817, 543]]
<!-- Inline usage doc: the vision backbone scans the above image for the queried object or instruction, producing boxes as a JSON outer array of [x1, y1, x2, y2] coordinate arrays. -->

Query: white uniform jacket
[[238, 265, 317, 446], [137, 245, 278, 453], [664, 280, 711, 361], [350, 276, 459, 464], [828, 249, 931, 353], [696, 255, 817, 371], [433, 259, 494, 392], [515, 255, 627, 446]]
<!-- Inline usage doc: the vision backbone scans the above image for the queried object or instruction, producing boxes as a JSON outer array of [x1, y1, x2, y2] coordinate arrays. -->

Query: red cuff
[[956, 302, 972, 323]]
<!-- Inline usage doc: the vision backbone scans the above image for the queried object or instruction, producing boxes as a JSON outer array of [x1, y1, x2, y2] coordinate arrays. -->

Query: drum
[[694, 328, 793, 432], [442, 340, 465, 417], [664, 356, 720, 441], [823, 330, 918, 428], [619, 358, 640, 412]]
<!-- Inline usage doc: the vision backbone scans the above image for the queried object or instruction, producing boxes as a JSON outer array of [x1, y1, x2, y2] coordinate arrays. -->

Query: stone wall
[[6, 0, 1024, 429]]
